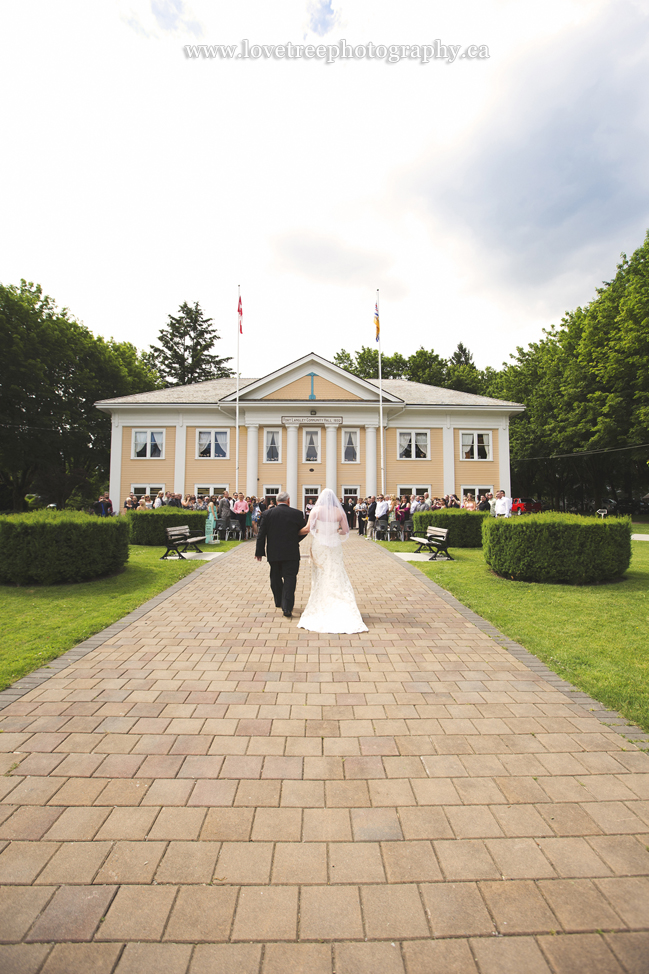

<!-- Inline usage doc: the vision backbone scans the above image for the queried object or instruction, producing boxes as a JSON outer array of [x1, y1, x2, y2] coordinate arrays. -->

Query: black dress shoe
[[283, 610, 293, 619]]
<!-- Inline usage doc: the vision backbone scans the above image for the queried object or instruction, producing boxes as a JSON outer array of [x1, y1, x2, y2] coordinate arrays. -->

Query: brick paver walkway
[[1, 536, 648, 974]]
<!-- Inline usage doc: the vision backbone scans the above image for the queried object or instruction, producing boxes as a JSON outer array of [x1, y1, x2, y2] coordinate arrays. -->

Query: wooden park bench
[[161, 525, 206, 560], [411, 525, 453, 560]]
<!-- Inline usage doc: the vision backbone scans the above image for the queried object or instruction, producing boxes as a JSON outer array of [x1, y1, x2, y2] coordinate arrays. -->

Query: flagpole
[[377, 289, 385, 496], [236, 285, 240, 496]]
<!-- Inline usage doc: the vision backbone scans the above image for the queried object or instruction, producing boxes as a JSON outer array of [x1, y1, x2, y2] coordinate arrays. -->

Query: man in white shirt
[[375, 495, 389, 519], [494, 490, 512, 517], [410, 497, 420, 514]]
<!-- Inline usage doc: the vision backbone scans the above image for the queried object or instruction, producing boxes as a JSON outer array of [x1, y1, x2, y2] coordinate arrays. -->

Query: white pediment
[[222, 353, 403, 404]]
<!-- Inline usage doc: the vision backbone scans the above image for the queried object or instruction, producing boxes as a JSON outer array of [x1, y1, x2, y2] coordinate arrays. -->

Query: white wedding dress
[[298, 490, 368, 635]]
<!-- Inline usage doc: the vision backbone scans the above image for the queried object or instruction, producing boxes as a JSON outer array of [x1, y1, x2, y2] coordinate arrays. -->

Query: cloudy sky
[[2, 0, 649, 378]]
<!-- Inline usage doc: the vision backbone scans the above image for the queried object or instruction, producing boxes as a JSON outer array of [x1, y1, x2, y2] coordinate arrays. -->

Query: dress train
[[298, 538, 368, 634]]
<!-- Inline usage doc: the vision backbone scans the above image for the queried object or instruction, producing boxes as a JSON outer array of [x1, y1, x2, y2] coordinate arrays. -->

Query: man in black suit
[[255, 492, 306, 618]]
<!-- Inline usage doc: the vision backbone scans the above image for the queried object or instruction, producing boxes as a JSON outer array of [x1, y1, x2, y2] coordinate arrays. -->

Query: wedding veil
[[309, 488, 350, 547]]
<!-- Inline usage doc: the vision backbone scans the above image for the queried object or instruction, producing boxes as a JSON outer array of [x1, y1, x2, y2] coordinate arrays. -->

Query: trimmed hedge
[[412, 509, 489, 548], [0, 511, 130, 585], [127, 508, 208, 546], [482, 512, 632, 584]]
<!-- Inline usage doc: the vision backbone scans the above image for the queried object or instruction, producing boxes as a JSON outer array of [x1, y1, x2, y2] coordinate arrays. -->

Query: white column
[[442, 421, 455, 496], [109, 417, 122, 511], [498, 421, 511, 495], [246, 424, 259, 497], [365, 425, 377, 496], [174, 420, 186, 495], [326, 425, 337, 495], [286, 424, 299, 508]]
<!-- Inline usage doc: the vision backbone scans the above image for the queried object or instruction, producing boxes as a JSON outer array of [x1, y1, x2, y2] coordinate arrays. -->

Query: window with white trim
[[342, 485, 360, 502], [303, 485, 320, 510], [397, 485, 431, 498], [132, 430, 165, 459], [461, 431, 491, 461], [303, 428, 321, 463], [263, 485, 281, 499], [196, 485, 229, 497], [341, 429, 359, 463], [461, 485, 493, 503], [264, 429, 281, 463], [397, 429, 429, 460], [131, 484, 164, 500], [197, 429, 229, 459]]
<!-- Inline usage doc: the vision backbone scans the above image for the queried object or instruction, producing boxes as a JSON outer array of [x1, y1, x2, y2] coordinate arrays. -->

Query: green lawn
[[378, 539, 649, 734], [0, 542, 239, 691]]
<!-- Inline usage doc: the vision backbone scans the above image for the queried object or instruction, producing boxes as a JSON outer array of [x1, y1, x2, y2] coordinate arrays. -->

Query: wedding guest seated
[[396, 496, 410, 525], [388, 495, 398, 524]]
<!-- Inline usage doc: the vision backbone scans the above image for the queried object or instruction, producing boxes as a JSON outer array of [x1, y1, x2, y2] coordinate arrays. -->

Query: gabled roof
[[219, 352, 403, 403], [96, 376, 257, 406], [95, 352, 523, 410], [375, 379, 522, 408]]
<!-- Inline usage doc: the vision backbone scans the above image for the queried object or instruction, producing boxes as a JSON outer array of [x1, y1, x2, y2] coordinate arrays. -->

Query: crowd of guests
[[96, 487, 512, 528], [323, 490, 512, 539]]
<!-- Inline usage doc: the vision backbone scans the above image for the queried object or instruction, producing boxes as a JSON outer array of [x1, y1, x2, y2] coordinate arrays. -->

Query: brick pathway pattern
[[1, 536, 648, 974]]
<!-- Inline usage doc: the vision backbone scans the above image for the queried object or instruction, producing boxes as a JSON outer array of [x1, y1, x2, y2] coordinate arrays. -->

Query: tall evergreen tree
[[448, 341, 475, 366], [146, 301, 233, 387]]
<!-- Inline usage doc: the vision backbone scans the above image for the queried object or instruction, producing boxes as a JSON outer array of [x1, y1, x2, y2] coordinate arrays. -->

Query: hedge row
[[412, 509, 489, 548], [127, 508, 208, 546], [482, 512, 632, 584], [0, 511, 130, 585]]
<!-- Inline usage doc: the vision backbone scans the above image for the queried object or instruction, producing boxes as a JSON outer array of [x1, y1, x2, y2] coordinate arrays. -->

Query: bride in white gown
[[297, 488, 368, 634]]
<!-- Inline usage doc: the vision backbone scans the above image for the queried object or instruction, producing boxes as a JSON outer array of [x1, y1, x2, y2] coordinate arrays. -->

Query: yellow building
[[96, 353, 524, 508]]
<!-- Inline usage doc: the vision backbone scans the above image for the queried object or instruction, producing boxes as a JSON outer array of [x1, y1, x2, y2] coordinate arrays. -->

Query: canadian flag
[[238, 295, 243, 334]]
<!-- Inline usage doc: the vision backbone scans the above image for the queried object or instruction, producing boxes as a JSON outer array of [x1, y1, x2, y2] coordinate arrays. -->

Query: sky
[[2, 0, 649, 379]]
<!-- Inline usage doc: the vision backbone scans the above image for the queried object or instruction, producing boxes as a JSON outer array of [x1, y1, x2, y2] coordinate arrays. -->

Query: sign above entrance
[[281, 416, 343, 426]]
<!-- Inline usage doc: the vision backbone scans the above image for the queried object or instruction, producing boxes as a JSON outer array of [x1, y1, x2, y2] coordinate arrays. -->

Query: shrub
[[127, 508, 208, 546], [482, 512, 632, 584], [0, 511, 130, 585], [412, 509, 489, 548]]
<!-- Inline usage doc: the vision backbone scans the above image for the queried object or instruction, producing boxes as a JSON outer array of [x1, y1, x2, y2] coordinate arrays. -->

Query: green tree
[[449, 341, 475, 366], [0, 281, 159, 510], [332, 349, 355, 372], [445, 342, 488, 394], [146, 301, 233, 387], [491, 232, 649, 508], [334, 346, 411, 380], [405, 347, 447, 387]]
